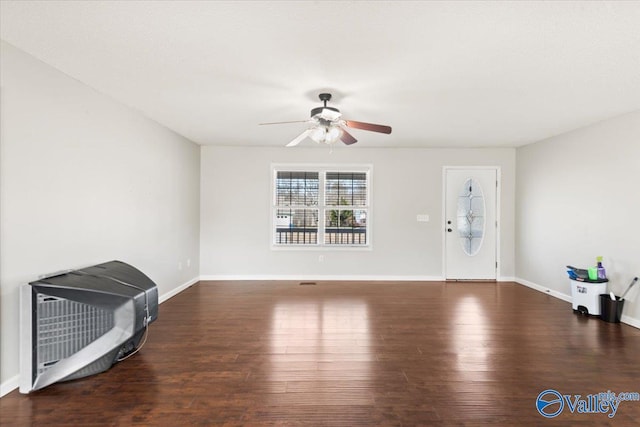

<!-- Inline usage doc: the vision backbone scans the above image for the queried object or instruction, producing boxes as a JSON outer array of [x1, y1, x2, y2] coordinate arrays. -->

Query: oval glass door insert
[[456, 178, 485, 256]]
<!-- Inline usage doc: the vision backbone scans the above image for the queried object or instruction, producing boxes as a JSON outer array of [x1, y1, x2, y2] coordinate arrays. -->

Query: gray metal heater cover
[[20, 260, 158, 393]]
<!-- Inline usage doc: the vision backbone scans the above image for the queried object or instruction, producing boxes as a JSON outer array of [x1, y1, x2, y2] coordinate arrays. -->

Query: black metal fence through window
[[276, 227, 367, 245]]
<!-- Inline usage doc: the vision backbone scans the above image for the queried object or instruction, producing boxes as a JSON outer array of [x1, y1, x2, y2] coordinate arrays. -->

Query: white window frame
[[271, 164, 372, 250]]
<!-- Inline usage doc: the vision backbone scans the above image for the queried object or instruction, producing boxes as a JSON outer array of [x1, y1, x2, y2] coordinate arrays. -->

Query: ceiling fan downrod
[[318, 93, 332, 107]]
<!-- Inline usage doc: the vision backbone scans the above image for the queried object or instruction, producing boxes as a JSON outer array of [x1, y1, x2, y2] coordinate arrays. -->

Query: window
[[273, 166, 371, 247], [274, 171, 319, 245]]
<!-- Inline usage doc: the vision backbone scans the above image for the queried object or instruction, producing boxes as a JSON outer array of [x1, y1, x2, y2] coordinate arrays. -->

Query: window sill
[[270, 244, 372, 252]]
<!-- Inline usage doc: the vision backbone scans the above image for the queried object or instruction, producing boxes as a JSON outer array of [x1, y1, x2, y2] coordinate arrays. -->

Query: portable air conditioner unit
[[19, 260, 158, 393]]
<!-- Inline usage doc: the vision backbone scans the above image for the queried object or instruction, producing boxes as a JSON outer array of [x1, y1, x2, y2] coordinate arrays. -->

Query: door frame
[[442, 166, 502, 280]]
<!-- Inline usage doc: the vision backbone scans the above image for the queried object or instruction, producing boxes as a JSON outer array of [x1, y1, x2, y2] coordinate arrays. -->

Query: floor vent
[[299, 282, 317, 286]]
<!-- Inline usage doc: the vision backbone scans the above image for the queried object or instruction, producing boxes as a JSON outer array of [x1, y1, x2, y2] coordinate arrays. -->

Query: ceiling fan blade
[[286, 129, 312, 147], [340, 127, 358, 145], [259, 120, 309, 125], [345, 120, 392, 134]]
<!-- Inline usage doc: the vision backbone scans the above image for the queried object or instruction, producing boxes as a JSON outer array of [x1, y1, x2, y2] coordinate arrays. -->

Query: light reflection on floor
[[452, 296, 490, 377], [268, 299, 373, 401]]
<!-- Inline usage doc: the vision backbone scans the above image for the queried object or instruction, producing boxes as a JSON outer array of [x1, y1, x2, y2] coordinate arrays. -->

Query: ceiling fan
[[260, 93, 392, 147]]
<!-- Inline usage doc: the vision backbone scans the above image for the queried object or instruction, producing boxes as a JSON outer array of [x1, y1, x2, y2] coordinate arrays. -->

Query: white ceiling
[[1, 1, 640, 148]]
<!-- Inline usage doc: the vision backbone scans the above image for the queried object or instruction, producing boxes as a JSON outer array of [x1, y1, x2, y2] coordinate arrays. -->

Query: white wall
[[0, 42, 201, 393], [201, 146, 515, 279], [516, 111, 640, 325]]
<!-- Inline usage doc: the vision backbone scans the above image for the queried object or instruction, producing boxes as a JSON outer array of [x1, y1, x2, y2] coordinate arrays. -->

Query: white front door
[[444, 168, 498, 280]]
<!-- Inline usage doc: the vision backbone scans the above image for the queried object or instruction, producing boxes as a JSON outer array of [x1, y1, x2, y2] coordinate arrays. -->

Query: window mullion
[[318, 172, 325, 245]]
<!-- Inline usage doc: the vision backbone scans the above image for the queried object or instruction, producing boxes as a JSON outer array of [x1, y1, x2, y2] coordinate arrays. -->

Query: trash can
[[599, 294, 625, 323], [570, 279, 608, 316]]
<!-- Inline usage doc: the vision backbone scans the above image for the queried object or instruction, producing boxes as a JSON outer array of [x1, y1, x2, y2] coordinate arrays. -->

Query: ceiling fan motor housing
[[310, 106, 340, 118]]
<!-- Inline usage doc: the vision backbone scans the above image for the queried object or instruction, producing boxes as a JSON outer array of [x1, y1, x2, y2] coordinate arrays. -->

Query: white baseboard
[[621, 314, 640, 329], [199, 274, 446, 282], [201, 275, 522, 282], [0, 375, 20, 398], [515, 277, 639, 330], [159, 276, 199, 304], [515, 277, 572, 303]]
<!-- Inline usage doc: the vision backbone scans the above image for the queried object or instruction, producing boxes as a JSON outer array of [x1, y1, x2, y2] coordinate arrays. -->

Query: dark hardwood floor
[[2, 281, 640, 426]]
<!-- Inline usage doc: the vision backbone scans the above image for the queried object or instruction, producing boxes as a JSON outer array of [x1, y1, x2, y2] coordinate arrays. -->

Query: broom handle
[[620, 277, 638, 300]]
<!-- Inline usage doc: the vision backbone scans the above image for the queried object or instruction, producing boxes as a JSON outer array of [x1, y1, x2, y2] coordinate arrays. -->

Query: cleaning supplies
[[567, 265, 589, 280], [620, 277, 638, 301], [596, 256, 607, 280]]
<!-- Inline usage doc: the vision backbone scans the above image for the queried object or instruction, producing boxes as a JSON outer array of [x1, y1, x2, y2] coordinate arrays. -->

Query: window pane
[[456, 178, 485, 256], [324, 209, 367, 245], [276, 171, 319, 206], [275, 208, 318, 244], [325, 172, 367, 207]]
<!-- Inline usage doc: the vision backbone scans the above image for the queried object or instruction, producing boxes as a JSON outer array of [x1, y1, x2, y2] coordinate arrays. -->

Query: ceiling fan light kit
[[310, 125, 341, 144], [260, 93, 392, 147]]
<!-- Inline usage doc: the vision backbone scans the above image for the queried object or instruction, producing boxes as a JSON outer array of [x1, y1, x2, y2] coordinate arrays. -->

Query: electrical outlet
[[417, 214, 430, 222], [178, 262, 183, 271], [186, 258, 191, 268], [319, 255, 324, 262]]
